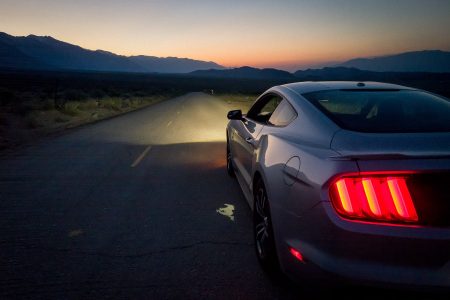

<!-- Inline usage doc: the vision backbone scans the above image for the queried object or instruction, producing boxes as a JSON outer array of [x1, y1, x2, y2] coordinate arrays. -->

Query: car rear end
[[281, 135, 450, 289], [279, 86, 450, 289]]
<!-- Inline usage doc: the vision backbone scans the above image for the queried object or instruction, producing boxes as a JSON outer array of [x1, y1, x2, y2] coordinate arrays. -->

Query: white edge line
[[131, 145, 152, 168]]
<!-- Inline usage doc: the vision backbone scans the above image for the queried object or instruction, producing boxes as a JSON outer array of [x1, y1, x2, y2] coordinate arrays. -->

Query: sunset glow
[[1, 0, 449, 71]]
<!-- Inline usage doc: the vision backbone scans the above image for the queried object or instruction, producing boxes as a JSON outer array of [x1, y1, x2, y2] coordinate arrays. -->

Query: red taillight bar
[[330, 175, 418, 223]]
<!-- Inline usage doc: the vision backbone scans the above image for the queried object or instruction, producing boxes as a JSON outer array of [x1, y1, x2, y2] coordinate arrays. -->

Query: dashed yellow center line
[[131, 145, 152, 168], [167, 120, 173, 127]]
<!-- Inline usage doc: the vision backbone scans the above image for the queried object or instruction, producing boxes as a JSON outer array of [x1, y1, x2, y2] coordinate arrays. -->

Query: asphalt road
[[0, 93, 444, 299], [0, 93, 299, 299]]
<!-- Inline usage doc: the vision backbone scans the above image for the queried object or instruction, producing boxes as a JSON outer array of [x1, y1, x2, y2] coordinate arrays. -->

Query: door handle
[[245, 137, 257, 147]]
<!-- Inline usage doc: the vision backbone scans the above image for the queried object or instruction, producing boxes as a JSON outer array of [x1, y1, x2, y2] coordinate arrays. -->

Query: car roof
[[278, 81, 415, 95]]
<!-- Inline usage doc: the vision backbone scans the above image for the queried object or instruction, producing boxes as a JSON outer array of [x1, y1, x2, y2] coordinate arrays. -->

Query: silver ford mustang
[[226, 81, 450, 288]]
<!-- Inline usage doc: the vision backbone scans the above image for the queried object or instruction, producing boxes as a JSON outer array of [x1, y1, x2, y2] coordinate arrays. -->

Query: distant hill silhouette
[[129, 56, 222, 74], [338, 50, 450, 72], [0, 32, 223, 73], [294, 67, 369, 80], [293, 66, 450, 82], [188, 65, 450, 98], [292, 67, 450, 97], [190, 66, 296, 79]]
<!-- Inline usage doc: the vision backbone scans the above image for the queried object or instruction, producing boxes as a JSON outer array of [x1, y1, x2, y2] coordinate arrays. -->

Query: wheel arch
[[252, 168, 282, 270], [251, 169, 270, 211], [252, 171, 263, 195]]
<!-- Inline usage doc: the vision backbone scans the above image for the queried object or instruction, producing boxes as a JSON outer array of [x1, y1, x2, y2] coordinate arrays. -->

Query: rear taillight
[[330, 175, 418, 224]]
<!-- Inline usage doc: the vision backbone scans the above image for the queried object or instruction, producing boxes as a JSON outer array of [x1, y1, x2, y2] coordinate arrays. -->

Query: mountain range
[[190, 66, 296, 79], [337, 50, 450, 72], [190, 65, 450, 83], [0, 32, 223, 73], [191, 51, 450, 79], [1, 32, 449, 75]]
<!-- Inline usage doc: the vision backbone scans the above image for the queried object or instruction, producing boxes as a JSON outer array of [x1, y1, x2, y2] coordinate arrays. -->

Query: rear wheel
[[253, 179, 278, 271], [226, 139, 235, 177]]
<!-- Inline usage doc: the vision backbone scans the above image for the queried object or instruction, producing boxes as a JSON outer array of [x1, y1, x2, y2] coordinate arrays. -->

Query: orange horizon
[[7, 30, 449, 72], [1, 0, 449, 71]]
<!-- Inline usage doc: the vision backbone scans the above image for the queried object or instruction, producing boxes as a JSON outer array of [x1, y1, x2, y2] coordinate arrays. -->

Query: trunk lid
[[331, 130, 450, 227], [331, 130, 450, 159]]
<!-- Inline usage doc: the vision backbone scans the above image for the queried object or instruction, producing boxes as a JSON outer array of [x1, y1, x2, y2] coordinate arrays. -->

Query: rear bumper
[[275, 202, 450, 289]]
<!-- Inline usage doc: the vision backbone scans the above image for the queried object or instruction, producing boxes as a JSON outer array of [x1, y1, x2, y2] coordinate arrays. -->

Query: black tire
[[253, 179, 279, 271], [226, 139, 235, 177]]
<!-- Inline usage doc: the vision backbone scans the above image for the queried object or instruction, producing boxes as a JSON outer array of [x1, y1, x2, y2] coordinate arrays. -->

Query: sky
[[0, 0, 449, 71]]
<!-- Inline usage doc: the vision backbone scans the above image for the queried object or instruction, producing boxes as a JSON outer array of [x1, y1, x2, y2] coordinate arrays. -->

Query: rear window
[[302, 89, 450, 133], [268, 99, 297, 126]]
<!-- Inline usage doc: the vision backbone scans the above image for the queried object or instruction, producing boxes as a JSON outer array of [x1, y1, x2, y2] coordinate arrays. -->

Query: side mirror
[[227, 109, 243, 120]]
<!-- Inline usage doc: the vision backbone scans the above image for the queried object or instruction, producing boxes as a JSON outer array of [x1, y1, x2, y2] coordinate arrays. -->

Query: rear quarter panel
[[255, 134, 360, 241]]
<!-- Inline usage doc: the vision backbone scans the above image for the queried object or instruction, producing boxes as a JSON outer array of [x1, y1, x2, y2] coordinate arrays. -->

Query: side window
[[268, 99, 297, 126], [246, 94, 283, 124]]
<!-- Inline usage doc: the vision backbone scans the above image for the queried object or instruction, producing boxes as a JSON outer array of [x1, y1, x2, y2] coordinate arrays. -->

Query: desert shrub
[[78, 99, 98, 111], [121, 93, 131, 100], [120, 99, 131, 109], [62, 101, 80, 116], [101, 98, 122, 111], [129, 98, 143, 108]]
